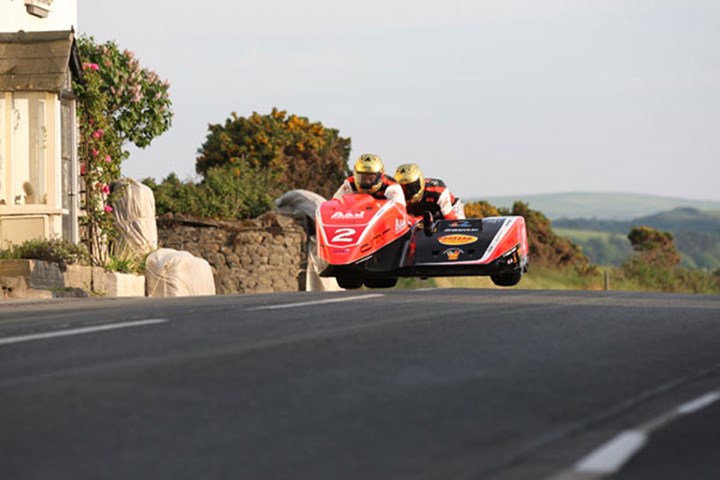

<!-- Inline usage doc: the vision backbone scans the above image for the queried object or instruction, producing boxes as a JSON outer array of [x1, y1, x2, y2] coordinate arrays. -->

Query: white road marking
[[555, 388, 720, 479], [575, 430, 647, 474], [0, 319, 168, 346], [677, 391, 720, 415], [248, 294, 384, 311]]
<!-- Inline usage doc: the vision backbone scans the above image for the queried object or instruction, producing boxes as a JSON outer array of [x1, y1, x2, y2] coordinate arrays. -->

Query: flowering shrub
[[74, 36, 173, 266], [74, 62, 123, 265], [77, 36, 173, 149]]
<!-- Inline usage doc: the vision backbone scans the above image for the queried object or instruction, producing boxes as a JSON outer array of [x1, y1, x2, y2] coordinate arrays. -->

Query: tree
[[77, 35, 173, 152], [627, 226, 681, 269], [622, 226, 682, 291], [196, 108, 350, 199]]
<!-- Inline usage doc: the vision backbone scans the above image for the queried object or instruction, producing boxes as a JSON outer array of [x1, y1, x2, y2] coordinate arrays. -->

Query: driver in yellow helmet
[[394, 163, 465, 220], [333, 153, 406, 205]]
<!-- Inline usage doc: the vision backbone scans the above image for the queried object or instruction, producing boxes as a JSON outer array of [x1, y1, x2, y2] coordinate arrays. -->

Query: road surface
[[1, 289, 719, 479]]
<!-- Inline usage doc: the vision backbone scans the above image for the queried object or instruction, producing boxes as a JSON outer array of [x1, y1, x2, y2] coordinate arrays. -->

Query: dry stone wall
[[156, 212, 309, 294]]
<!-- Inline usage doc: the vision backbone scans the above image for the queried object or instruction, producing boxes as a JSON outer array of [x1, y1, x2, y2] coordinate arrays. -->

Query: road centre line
[[247, 294, 384, 311], [0, 319, 168, 346], [554, 389, 720, 479], [574, 430, 647, 475], [676, 391, 720, 415]]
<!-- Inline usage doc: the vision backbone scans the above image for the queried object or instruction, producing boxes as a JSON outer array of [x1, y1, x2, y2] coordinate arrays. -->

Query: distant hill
[[475, 192, 720, 221], [554, 207, 720, 270], [555, 207, 720, 233]]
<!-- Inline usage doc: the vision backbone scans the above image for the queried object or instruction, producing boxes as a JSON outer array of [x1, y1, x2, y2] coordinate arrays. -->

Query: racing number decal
[[331, 228, 356, 243]]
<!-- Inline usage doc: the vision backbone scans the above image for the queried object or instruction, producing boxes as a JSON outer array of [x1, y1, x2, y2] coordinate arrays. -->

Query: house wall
[[0, 91, 64, 246], [0, 0, 77, 32], [0, 2, 79, 247]]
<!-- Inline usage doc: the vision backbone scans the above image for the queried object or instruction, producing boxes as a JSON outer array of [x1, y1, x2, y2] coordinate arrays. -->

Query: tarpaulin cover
[[145, 248, 216, 297], [274, 189, 326, 224], [112, 178, 158, 256]]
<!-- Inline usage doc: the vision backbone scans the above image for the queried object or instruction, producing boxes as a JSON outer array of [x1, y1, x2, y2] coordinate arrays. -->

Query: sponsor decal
[[331, 211, 365, 220], [443, 228, 478, 233], [395, 218, 406, 233], [438, 234, 478, 246], [443, 248, 464, 261], [448, 221, 473, 228]]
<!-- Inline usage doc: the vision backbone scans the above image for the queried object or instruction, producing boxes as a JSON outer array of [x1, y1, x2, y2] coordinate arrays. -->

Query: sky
[[77, 0, 720, 202]]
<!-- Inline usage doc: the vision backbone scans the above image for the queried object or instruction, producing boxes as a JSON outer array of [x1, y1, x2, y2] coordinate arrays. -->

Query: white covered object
[[112, 178, 158, 255], [305, 237, 343, 292], [274, 190, 343, 292], [145, 248, 216, 297], [274, 189, 326, 221]]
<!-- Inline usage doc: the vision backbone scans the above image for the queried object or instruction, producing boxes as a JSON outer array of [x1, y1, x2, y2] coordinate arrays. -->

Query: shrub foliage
[[196, 108, 350, 199], [145, 160, 279, 220], [621, 226, 719, 293], [0, 239, 89, 270]]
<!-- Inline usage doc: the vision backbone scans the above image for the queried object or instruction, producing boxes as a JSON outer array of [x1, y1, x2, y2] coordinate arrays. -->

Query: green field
[[553, 228, 632, 266], [553, 228, 622, 242]]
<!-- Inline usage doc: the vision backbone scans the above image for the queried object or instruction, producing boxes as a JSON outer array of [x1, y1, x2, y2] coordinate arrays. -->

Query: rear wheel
[[490, 270, 522, 287], [363, 277, 398, 289], [337, 274, 363, 289]]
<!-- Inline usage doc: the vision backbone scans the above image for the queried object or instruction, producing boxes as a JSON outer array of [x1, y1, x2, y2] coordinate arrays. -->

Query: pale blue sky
[[78, 0, 720, 201]]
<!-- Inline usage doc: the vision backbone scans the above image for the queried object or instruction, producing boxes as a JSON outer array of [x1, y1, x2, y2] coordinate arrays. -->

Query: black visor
[[401, 178, 423, 201], [355, 172, 382, 191]]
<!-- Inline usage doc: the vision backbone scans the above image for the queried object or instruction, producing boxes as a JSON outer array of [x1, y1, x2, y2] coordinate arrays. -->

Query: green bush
[[196, 108, 350, 199], [145, 160, 280, 220], [0, 238, 90, 270]]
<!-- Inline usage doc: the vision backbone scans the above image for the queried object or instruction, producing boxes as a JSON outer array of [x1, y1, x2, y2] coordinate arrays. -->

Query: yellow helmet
[[353, 153, 385, 194], [394, 163, 425, 203]]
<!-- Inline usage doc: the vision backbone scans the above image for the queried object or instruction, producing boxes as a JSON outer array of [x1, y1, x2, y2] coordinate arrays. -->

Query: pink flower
[[92, 129, 104, 139], [104, 155, 112, 163], [92, 149, 99, 157], [80, 164, 86, 175], [82, 63, 99, 71], [104, 205, 113, 213], [101, 184, 110, 195]]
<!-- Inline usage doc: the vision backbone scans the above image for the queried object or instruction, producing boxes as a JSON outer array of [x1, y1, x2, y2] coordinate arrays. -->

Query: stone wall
[[156, 212, 309, 294]]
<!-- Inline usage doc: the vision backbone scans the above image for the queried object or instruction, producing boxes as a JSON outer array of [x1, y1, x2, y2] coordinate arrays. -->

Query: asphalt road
[[1, 289, 719, 480]]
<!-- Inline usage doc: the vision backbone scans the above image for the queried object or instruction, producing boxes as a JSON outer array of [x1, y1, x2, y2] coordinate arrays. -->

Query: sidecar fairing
[[397, 216, 529, 286], [315, 194, 412, 289], [315, 194, 529, 288]]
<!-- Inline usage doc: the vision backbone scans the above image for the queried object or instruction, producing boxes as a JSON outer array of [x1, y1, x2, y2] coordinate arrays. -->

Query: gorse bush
[[196, 108, 350, 199], [148, 108, 348, 220], [0, 239, 90, 270]]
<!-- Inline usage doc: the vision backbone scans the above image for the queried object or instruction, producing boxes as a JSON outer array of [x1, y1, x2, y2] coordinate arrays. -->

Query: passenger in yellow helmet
[[333, 154, 406, 205], [394, 163, 465, 220]]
